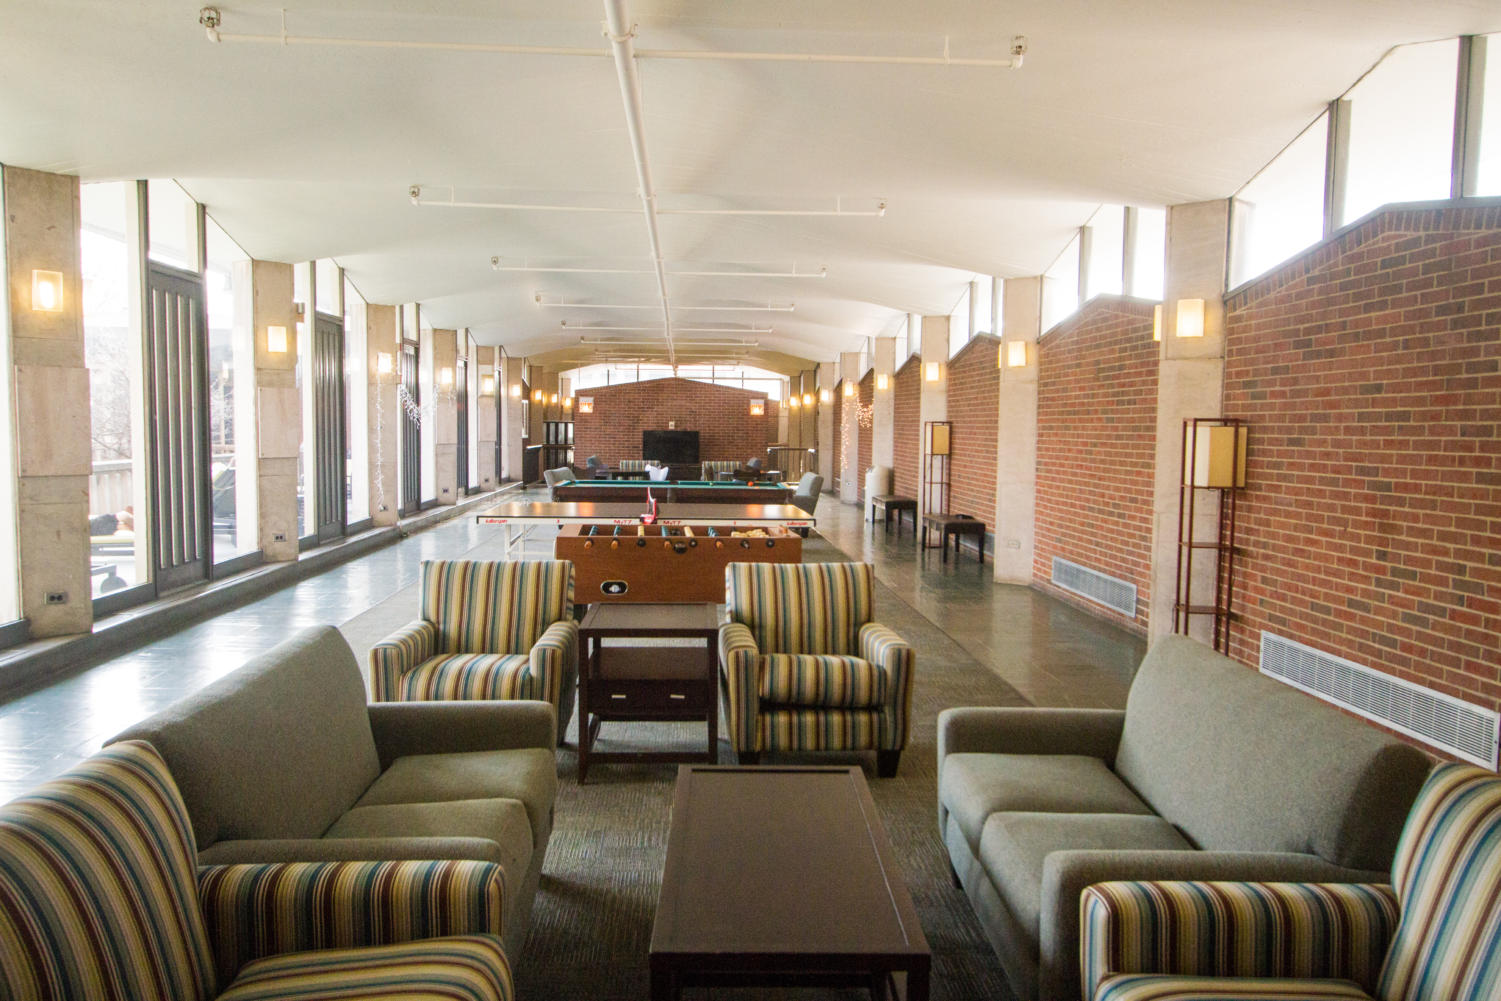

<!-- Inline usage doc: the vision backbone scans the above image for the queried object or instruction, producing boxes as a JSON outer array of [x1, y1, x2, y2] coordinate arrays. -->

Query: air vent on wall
[[1051, 557, 1137, 618], [1260, 632, 1500, 769]]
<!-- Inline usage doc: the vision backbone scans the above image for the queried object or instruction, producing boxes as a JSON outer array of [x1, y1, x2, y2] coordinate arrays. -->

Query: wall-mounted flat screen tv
[[643, 429, 699, 464]]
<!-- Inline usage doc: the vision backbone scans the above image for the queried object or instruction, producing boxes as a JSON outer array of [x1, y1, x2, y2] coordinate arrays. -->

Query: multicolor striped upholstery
[[1080, 880, 1400, 999], [369, 560, 578, 734], [199, 859, 506, 987], [719, 562, 913, 759], [1376, 763, 1501, 1001], [0, 740, 217, 1001], [701, 459, 741, 479], [216, 936, 512, 1001], [1093, 974, 1373, 1000], [617, 459, 649, 472]]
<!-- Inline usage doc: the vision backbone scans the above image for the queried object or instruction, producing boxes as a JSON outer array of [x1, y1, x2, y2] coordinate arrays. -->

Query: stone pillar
[[501, 356, 525, 480], [1149, 199, 1231, 641], [816, 363, 835, 488], [799, 368, 817, 477], [365, 304, 399, 526], [872, 337, 896, 473], [241, 260, 300, 561], [4, 166, 92, 636], [918, 315, 950, 519], [994, 277, 1042, 584], [431, 329, 458, 505], [838, 350, 862, 503], [475, 346, 498, 490]]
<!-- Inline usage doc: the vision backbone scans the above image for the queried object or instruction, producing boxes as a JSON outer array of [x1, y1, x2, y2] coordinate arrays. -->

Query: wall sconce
[[31, 270, 64, 312], [924, 361, 942, 382], [876, 373, 889, 391], [1176, 298, 1206, 338], [819, 389, 832, 404], [1006, 340, 1032, 368], [749, 398, 766, 417], [563, 395, 573, 412], [803, 392, 814, 408], [266, 325, 288, 353], [510, 383, 523, 398], [480, 374, 496, 395], [788, 395, 800, 410], [375, 352, 394, 377], [549, 392, 559, 405], [577, 396, 594, 414], [842, 381, 855, 398], [439, 367, 455, 388], [531, 388, 543, 403], [1152, 304, 1163, 342]]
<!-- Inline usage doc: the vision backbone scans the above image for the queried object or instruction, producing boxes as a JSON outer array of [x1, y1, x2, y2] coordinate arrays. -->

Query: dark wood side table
[[922, 512, 987, 564], [576, 603, 720, 783]]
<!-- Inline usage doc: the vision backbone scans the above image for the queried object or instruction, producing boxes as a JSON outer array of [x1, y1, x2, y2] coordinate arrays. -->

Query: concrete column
[[799, 368, 817, 477], [475, 346, 497, 490], [365, 304, 399, 526], [872, 336, 896, 472], [242, 260, 300, 561], [431, 329, 458, 505], [1149, 199, 1232, 641], [4, 167, 91, 635], [501, 356, 526, 480], [994, 276, 1042, 584], [816, 364, 835, 488], [918, 315, 950, 519], [838, 350, 862, 503], [777, 378, 790, 446]]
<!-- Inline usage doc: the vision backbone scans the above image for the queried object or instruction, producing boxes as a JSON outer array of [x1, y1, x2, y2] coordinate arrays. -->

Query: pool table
[[550, 479, 791, 505]]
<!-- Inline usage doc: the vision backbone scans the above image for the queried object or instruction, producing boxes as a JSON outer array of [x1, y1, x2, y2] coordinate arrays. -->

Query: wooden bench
[[871, 495, 918, 536], [922, 513, 987, 564]]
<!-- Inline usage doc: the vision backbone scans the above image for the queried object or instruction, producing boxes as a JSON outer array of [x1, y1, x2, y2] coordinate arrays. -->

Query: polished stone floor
[[0, 487, 1144, 804]]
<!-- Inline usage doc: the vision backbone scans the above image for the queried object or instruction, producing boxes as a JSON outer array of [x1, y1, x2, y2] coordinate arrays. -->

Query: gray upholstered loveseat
[[937, 635, 1434, 1001], [110, 625, 558, 960]]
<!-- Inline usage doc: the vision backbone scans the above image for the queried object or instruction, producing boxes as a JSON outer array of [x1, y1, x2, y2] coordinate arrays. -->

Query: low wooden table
[[923, 512, 987, 564], [650, 765, 930, 1000], [576, 603, 720, 783]]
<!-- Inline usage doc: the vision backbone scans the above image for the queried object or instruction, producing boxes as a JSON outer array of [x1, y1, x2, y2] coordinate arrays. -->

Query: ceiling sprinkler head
[[408, 184, 421, 203], [490, 256, 500, 269], [199, 6, 221, 40]]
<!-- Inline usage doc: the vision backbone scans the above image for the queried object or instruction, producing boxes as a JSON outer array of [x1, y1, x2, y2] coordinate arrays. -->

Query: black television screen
[[643, 430, 699, 464]]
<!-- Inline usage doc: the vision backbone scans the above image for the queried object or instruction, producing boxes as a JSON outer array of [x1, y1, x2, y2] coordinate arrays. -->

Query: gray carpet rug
[[340, 533, 1026, 1000]]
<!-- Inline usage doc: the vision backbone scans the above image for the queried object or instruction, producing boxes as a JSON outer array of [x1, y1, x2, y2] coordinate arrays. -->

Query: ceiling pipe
[[602, 0, 674, 366]]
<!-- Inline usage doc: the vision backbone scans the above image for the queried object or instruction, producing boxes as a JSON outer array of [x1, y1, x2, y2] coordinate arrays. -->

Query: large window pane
[[146, 179, 198, 271], [949, 283, 970, 357], [82, 181, 149, 598], [973, 278, 995, 335], [0, 184, 14, 621], [419, 319, 436, 504], [345, 278, 370, 523], [1343, 39, 1458, 225], [316, 259, 341, 316], [205, 215, 255, 563], [1086, 205, 1125, 299], [1477, 33, 1501, 197], [295, 264, 313, 538], [1042, 231, 1082, 333], [1128, 206, 1166, 300], [1231, 113, 1328, 287]]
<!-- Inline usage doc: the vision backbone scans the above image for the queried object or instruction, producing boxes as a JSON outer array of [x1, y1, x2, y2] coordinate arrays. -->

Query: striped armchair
[[701, 459, 741, 480], [719, 561, 914, 777], [1079, 762, 1498, 1001], [369, 560, 578, 741], [0, 741, 513, 1001]]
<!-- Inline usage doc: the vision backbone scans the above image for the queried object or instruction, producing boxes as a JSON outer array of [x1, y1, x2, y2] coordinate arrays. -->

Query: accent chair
[[370, 560, 578, 740], [719, 560, 914, 777], [790, 471, 823, 515]]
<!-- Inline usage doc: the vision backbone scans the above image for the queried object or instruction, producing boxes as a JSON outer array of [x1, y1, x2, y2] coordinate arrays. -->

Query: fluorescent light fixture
[[1176, 298, 1205, 338], [31, 270, 63, 312], [266, 325, 288, 353]]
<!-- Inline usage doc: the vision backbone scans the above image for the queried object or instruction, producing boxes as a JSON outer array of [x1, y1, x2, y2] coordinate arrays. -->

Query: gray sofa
[[937, 634, 1433, 1001], [110, 625, 558, 960]]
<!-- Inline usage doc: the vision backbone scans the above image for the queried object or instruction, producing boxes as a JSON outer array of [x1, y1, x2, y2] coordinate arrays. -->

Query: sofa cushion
[[941, 754, 1156, 856], [395, 653, 533, 701], [324, 799, 533, 899], [760, 653, 883, 707], [110, 626, 381, 848], [1114, 636, 1431, 871], [217, 936, 512, 1001], [354, 748, 558, 847], [979, 812, 1192, 953]]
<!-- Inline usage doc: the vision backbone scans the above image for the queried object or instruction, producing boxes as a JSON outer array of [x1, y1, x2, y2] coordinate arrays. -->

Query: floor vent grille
[[1051, 558, 1137, 618], [1260, 632, 1499, 769]]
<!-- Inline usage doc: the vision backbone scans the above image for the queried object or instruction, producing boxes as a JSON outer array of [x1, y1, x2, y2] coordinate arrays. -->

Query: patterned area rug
[[340, 534, 1025, 1000]]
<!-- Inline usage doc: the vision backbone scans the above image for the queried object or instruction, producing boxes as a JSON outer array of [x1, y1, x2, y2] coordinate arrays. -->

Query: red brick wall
[[1224, 203, 1501, 719], [893, 355, 922, 498], [572, 377, 779, 465], [857, 370, 874, 501], [1035, 298, 1158, 633], [948, 336, 1000, 549]]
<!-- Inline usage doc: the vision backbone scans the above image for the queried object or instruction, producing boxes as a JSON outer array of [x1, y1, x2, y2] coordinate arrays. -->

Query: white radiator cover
[[1051, 557, 1137, 618], [1260, 631, 1500, 769]]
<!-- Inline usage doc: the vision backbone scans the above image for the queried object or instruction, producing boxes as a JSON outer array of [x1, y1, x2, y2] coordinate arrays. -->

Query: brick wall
[[857, 370, 874, 500], [832, 384, 844, 485], [948, 336, 1000, 552], [1224, 203, 1501, 719], [1035, 297, 1159, 633], [893, 355, 922, 498], [572, 377, 780, 465]]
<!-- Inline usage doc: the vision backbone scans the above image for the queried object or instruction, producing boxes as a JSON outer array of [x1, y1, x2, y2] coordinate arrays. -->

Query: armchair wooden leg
[[876, 750, 901, 778], [736, 751, 761, 766]]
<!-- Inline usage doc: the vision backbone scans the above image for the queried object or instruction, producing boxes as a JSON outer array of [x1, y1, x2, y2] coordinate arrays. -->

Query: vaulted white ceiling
[[2, 1, 1497, 373]]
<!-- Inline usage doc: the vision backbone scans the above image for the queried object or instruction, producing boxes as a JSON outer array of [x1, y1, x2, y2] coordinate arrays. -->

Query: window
[[1342, 38, 1458, 225], [344, 277, 370, 524], [294, 264, 313, 538], [1231, 113, 1328, 287], [204, 215, 256, 564], [1477, 33, 1501, 196], [419, 320, 436, 504], [949, 283, 971, 357], [146, 179, 198, 271], [1127, 207, 1166, 300], [1042, 231, 1082, 333], [1086, 205, 1125, 299], [973, 278, 995, 335]]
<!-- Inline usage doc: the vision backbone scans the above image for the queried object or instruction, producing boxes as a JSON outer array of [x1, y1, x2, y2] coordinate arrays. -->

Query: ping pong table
[[475, 501, 815, 557]]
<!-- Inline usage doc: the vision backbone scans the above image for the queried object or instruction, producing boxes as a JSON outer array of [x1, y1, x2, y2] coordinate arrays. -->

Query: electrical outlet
[[1006, 539, 1021, 549], [273, 532, 287, 542], [45, 591, 67, 605]]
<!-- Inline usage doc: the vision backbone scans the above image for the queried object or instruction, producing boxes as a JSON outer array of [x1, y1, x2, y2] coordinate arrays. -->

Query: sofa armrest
[[719, 622, 761, 752], [1080, 879, 1399, 1001], [197, 858, 505, 987], [368, 699, 557, 767], [368, 620, 438, 701], [937, 706, 1126, 760], [198, 836, 509, 867], [1039, 850, 1393, 1001], [528, 619, 579, 722], [859, 622, 916, 750]]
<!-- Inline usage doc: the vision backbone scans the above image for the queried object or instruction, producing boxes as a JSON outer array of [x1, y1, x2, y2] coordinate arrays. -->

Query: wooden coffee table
[[650, 765, 930, 1000], [576, 603, 720, 783]]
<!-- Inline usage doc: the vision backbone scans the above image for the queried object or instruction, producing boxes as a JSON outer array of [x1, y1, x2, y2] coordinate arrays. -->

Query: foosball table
[[554, 521, 801, 603]]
